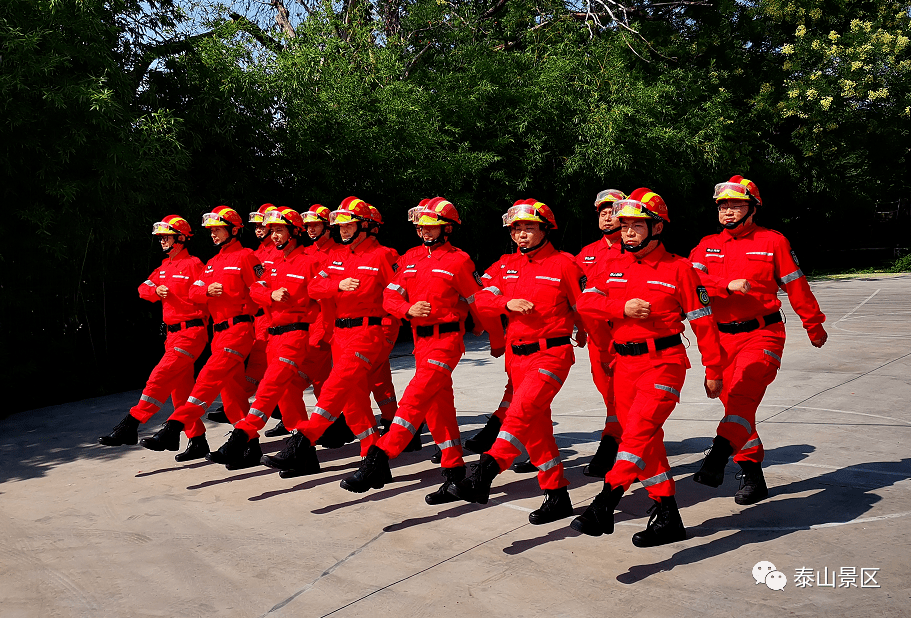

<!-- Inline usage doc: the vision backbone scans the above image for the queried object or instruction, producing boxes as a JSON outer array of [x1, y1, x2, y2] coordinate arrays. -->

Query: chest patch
[[706, 248, 721, 254], [583, 256, 596, 262], [506, 269, 518, 275], [609, 272, 624, 277]]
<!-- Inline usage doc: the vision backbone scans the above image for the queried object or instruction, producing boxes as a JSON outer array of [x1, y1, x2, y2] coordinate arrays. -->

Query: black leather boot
[[206, 407, 229, 424], [403, 423, 424, 453], [318, 413, 356, 448], [99, 414, 140, 446], [582, 436, 619, 478], [734, 461, 769, 505], [278, 439, 321, 479], [227, 437, 263, 471], [379, 418, 392, 435], [511, 458, 537, 473], [430, 446, 442, 464], [631, 495, 686, 547], [464, 415, 501, 454], [529, 487, 574, 525], [571, 484, 624, 536], [447, 453, 501, 504], [425, 466, 466, 505], [175, 435, 209, 462], [340, 445, 392, 492], [139, 420, 184, 452], [261, 431, 305, 470], [207, 428, 248, 466], [693, 436, 734, 487], [264, 420, 290, 437]]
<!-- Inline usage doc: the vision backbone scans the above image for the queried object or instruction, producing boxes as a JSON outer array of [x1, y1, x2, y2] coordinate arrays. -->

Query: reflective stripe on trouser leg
[[130, 329, 205, 423], [606, 357, 684, 496], [244, 339, 269, 397], [590, 354, 620, 440], [235, 340, 308, 438], [717, 337, 781, 453], [733, 432, 765, 464], [488, 351, 571, 490]]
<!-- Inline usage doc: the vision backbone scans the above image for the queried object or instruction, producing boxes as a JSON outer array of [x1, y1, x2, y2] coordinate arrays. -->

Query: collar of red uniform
[[521, 240, 557, 262], [424, 241, 453, 260], [315, 235, 336, 252], [219, 239, 242, 254], [259, 236, 275, 250], [721, 223, 758, 242], [163, 247, 187, 264], [347, 235, 378, 254], [280, 243, 307, 261], [618, 242, 668, 268]]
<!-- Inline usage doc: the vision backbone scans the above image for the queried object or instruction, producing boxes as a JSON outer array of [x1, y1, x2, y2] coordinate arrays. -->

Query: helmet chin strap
[[601, 226, 621, 237], [162, 238, 183, 254], [213, 234, 235, 248], [722, 202, 756, 230], [423, 229, 448, 247], [621, 221, 662, 253], [340, 223, 363, 245], [519, 231, 549, 254]]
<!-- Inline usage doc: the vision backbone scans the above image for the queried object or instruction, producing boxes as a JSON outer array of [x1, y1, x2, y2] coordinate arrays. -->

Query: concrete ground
[[1, 275, 910, 617]]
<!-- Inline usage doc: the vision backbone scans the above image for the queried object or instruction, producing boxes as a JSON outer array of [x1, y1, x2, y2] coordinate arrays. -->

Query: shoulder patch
[[790, 250, 799, 266], [579, 275, 588, 291], [392, 262, 399, 273], [473, 271, 482, 286], [253, 264, 265, 278], [697, 285, 710, 306]]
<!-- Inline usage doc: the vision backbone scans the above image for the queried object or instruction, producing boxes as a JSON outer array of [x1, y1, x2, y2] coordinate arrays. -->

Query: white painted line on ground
[[834, 289, 881, 324]]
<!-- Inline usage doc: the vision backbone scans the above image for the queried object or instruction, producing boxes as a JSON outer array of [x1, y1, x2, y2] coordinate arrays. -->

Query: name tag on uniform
[[706, 248, 721, 253]]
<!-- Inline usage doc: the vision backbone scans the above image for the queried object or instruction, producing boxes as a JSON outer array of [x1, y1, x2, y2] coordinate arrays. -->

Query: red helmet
[[248, 203, 277, 223], [202, 206, 244, 230], [302, 204, 331, 224], [612, 188, 669, 222], [714, 175, 762, 207], [152, 215, 193, 238], [502, 198, 558, 230], [366, 204, 384, 225], [329, 196, 372, 225], [413, 197, 461, 226], [264, 207, 304, 230], [408, 198, 434, 223], [594, 189, 627, 211]]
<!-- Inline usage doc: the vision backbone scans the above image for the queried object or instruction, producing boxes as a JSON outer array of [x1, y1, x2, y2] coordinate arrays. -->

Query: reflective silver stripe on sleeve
[[249, 408, 267, 420], [764, 349, 782, 363], [465, 294, 475, 304], [428, 359, 453, 372], [538, 368, 563, 385], [640, 471, 673, 487], [246, 376, 259, 385], [654, 383, 681, 398], [498, 400, 511, 409], [496, 431, 523, 451], [582, 286, 606, 296], [780, 269, 804, 284], [143, 280, 156, 287], [188, 396, 207, 408], [278, 356, 298, 367], [376, 396, 396, 407], [354, 352, 371, 364], [720, 414, 753, 433], [224, 347, 244, 357], [355, 426, 377, 440], [484, 285, 503, 296], [604, 416, 618, 425], [537, 456, 561, 472], [140, 394, 164, 408], [314, 406, 337, 422], [692, 262, 708, 272], [318, 270, 329, 278], [256, 280, 268, 287], [481, 273, 492, 280], [686, 306, 713, 320], [438, 439, 461, 450], [742, 437, 763, 449], [192, 280, 205, 287], [297, 370, 311, 383], [616, 451, 646, 470], [392, 417, 417, 434], [386, 283, 407, 298], [174, 347, 193, 358]]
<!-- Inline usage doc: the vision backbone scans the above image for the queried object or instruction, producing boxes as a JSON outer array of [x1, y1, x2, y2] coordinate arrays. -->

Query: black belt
[[255, 308, 265, 317], [613, 334, 682, 357], [269, 322, 310, 336], [335, 316, 383, 328], [511, 336, 572, 356], [165, 319, 205, 333], [415, 322, 462, 337], [718, 311, 782, 334], [213, 314, 255, 332]]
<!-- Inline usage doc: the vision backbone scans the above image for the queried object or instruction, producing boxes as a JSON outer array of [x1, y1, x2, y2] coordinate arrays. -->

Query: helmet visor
[[502, 204, 544, 227], [415, 213, 446, 226], [612, 199, 655, 220], [152, 221, 176, 235], [713, 182, 750, 202], [264, 210, 287, 225], [301, 212, 325, 224], [248, 211, 266, 223], [407, 206, 424, 223], [595, 189, 626, 209], [202, 212, 228, 227], [329, 209, 359, 225]]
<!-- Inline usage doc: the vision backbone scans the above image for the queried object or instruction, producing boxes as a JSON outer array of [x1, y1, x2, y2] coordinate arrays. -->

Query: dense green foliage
[[1, 0, 909, 412]]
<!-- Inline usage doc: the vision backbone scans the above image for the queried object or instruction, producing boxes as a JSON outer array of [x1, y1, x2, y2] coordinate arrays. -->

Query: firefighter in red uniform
[[262, 197, 396, 479], [690, 176, 827, 504], [209, 208, 324, 472], [571, 188, 724, 547], [99, 216, 208, 458], [575, 189, 626, 478], [265, 204, 337, 438], [139, 207, 260, 463], [449, 199, 587, 526], [340, 198, 504, 502]]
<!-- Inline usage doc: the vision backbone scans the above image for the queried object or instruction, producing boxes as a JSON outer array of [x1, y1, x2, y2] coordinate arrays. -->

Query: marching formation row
[[98, 177, 828, 548]]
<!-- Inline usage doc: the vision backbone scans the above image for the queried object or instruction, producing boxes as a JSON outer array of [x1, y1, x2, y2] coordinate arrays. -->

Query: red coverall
[[301, 234, 341, 396], [303, 236, 395, 456], [474, 242, 584, 491], [480, 257, 513, 421], [379, 242, 504, 467], [577, 245, 723, 498], [576, 238, 622, 441], [168, 241, 260, 438], [689, 227, 826, 463], [245, 236, 282, 395], [368, 244, 402, 422], [235, 243, 321, 438], [131, 249, 208, 436]]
